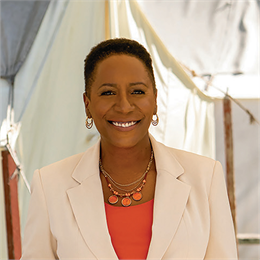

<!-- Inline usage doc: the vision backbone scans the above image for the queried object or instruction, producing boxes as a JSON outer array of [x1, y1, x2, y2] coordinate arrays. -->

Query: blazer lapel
[[147, 136, 191, 259], [66, 141, 118, 259]]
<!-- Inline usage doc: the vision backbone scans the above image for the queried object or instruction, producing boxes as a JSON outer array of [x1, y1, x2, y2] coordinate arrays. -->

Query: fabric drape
[[0, 1, 50, 127], [0, 1, 50, 83], [136, 0, 259, 76]]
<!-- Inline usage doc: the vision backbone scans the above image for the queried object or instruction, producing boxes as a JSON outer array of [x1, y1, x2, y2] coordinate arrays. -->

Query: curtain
[[0, 0, 50, 124]]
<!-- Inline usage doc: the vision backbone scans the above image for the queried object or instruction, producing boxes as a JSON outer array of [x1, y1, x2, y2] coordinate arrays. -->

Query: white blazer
[[21, 135, 238, 259]]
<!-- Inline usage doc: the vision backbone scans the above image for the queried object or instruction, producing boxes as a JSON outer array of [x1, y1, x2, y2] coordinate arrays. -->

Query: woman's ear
[[83, 92, 92, 117]]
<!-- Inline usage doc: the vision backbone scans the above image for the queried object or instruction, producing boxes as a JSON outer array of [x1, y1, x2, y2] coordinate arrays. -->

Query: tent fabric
[[0, 1, 50, 83], [136, 0, 260, 100], [0, 78, 9, 124], [13, 1, 70, 123], [0, 0, 50, 138], [192, 74, 260, 99], [0, 0, 65, 127], [110, 0, 215, 156], [136, 0, 259, 76]]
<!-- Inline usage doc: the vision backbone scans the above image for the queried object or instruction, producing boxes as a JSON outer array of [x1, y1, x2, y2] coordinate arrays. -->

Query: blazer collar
[[71, 138, 101, 183], [149, 134, 184, 178], [67, 135, 191, 259]]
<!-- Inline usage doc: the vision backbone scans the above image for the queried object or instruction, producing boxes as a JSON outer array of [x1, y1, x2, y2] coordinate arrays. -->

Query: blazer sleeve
[[21, 170, 58, 260], [204, 161, 238, 260]]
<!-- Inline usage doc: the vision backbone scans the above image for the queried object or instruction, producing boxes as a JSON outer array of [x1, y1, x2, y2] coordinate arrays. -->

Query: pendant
[[108, 195, 118, 205], [132, 191, 142, 201], [121, 197, 131, 207]]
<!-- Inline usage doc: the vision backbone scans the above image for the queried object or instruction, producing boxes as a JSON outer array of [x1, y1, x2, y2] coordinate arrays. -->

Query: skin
[[83, 54, 157, 206]]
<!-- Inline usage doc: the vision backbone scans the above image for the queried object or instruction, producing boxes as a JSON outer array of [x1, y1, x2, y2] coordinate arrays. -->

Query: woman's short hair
[[84, 38, 156, 98]]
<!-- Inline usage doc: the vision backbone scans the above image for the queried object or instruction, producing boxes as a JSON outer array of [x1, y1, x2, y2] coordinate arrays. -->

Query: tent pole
[[105, 0, 110, 40], [223, 95, 239, 256], [1, 147, 22, 259]]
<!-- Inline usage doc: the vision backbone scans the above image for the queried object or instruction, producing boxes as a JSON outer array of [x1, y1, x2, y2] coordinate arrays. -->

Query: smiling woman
[[21, 38, 238, 260]]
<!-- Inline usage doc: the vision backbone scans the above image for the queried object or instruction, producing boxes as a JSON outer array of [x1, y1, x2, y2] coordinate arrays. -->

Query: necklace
[[99, 150, 154, 207]]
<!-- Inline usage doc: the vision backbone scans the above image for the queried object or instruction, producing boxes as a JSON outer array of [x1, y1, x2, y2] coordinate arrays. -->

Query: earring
[[85, 116, 93, 129], [151, 114, 159, 126]]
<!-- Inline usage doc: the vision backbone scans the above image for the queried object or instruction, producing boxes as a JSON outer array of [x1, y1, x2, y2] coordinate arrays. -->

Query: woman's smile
[[109, 120, 140, 128], [107, 120, 142, 132]]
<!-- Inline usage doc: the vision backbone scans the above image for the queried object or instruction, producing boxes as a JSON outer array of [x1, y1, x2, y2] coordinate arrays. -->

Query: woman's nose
[[114, 93, 134, 113]]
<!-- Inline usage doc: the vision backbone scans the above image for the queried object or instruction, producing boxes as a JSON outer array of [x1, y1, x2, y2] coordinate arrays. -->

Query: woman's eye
[[101, 91, 114, 96], [132, 90, 145, 95]]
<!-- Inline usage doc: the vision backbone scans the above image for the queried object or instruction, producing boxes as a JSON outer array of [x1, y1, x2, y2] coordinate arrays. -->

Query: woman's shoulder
[[36, 152, 85, 184], [41, 152, 85, 173], [154, 140, 224, 194], [152, 137, 216, 166], [152, 138, 220, 185], [37, 141, 100, 183], [169, 146, 216, 166]]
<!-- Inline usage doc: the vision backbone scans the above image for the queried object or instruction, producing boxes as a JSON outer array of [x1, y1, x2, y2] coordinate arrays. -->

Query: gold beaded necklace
[[99, 150, 154, 207]]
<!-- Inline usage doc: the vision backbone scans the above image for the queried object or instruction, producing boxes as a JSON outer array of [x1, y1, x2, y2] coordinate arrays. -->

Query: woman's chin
[[101, 132, 150, 150]]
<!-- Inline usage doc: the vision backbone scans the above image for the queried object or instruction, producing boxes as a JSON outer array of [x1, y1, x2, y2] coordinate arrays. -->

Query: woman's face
[[84, 54, 157, 149]]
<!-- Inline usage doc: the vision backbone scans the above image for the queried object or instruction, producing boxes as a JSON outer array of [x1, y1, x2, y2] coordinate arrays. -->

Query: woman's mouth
[[109, 120, 140, 128]]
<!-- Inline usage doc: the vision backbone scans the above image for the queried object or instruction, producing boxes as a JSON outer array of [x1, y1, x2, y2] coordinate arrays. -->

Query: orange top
[[105, 199, 154, 259]]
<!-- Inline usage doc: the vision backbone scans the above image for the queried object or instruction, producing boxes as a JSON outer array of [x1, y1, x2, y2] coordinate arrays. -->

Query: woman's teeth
[[112, 121, 137, 128]]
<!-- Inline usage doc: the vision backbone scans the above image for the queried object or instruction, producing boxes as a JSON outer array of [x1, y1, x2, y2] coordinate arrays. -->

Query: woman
[[21, 38, 238, 259]]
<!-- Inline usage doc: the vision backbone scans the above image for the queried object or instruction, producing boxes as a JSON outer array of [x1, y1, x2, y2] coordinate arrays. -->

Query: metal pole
[[2, 148, 22, 259], [223, 95, 239, 256]]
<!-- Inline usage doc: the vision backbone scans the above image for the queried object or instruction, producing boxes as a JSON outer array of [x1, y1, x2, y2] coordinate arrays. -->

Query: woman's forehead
[[94, 55, 152, 83], [97, 54, 146, 70]]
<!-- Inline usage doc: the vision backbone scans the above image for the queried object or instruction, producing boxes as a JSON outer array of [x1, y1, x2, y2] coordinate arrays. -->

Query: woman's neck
[[100, 136, 152, 183]]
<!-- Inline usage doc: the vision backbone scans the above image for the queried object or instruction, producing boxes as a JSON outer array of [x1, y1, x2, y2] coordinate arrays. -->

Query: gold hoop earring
[[85, 116, 93, 129], [151, 114, 159, 126]]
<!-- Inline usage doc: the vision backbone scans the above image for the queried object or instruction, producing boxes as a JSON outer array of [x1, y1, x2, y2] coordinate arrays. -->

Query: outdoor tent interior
[[0, 1, 259, 259]]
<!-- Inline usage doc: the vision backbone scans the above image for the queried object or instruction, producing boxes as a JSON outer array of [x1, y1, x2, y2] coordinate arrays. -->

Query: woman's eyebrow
[[98, 83, 117, 89], [98, 82, 148, 89], [129, 82, 148, 88]]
